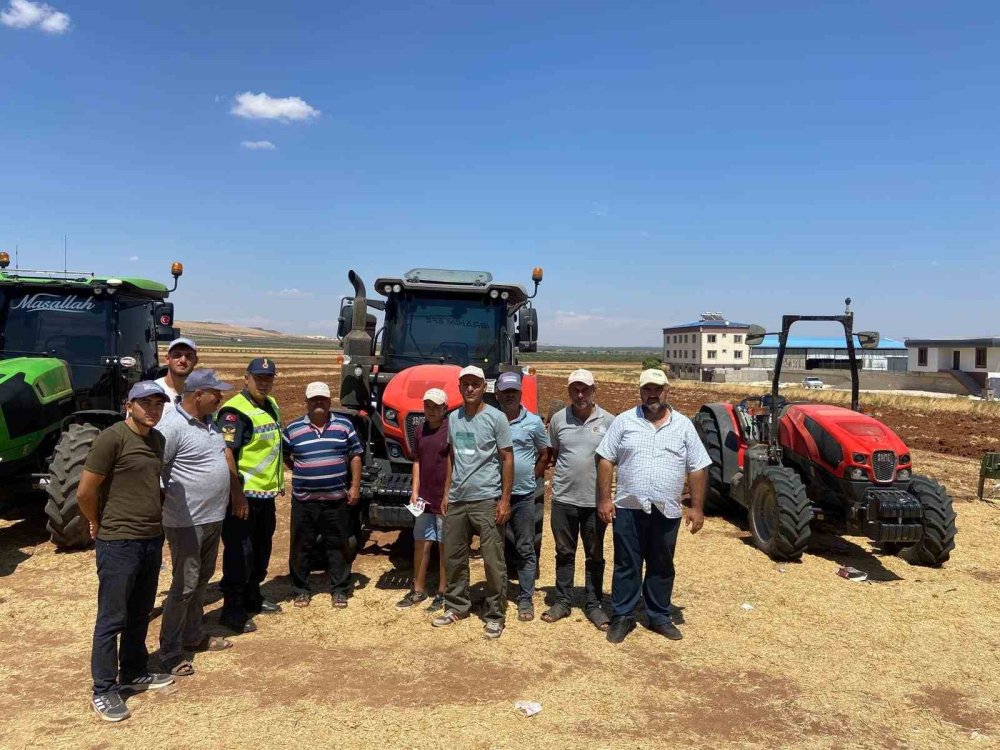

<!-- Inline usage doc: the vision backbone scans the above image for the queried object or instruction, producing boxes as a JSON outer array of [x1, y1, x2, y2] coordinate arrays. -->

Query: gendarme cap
[[246, 357, 277, 376]]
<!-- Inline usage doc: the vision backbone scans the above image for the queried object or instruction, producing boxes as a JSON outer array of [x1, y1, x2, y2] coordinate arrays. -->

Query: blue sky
[[2, 1, 998, 345]]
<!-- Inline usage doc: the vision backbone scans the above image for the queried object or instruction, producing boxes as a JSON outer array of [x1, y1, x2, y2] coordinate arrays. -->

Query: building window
[[734, 351, 743, 360], [734, 334, 743, 344], [976, 348, 987, 368], [707, 334, 717, 343], [683, 334, 688, 343], [707, 350, 717, 360], [917, 347, 928, 367], [692, 335, 698, 344], [722, 333, 727, 339]]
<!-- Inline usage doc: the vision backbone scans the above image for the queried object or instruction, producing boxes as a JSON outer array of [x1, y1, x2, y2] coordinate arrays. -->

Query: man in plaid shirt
[[596, 369, 711, 644]]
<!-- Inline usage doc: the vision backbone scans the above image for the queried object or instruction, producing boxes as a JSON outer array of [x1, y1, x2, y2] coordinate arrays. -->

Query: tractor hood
[[784, 404, 909, 455], [381, 363, 464, 414], [0, 356, 75, 472]]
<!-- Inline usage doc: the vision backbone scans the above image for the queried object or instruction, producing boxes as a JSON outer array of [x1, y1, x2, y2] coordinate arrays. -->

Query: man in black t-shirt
[[78, 381, 175, 722]]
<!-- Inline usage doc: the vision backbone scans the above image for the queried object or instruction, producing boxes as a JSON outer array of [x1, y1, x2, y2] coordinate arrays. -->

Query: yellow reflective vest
[[224, 392, 284, 499]]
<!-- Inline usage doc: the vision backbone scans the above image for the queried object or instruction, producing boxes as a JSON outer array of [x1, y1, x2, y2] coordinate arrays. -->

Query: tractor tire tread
[[902, 475, 957, 567], [693, 410, 733, 514], [45, 423, 101, 549], [753, 466, 811, 561]]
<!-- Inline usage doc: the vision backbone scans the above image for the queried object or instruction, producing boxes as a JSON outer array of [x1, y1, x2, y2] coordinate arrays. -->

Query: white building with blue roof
[[750, 335, 908, 373]]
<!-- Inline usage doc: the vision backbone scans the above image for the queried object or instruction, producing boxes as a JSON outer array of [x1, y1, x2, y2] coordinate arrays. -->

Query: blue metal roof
[[663, 320, 753, 331], [753, 335, 906, 350]]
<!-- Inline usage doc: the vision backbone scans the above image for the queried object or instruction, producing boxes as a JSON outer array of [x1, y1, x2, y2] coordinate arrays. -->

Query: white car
[[802, 376, 824, 390]]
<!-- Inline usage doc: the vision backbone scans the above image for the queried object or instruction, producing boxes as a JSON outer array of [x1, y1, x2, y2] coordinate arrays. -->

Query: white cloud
[[266, 288, 312, 299], [128, 255, 139, 261], [231, 91, 320, 122], [241, 140, 276, 151], [1, 0, 70, 33]]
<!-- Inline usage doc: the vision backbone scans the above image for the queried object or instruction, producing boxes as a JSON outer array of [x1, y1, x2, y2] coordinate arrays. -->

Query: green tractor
[[0, 252, 183, 548]]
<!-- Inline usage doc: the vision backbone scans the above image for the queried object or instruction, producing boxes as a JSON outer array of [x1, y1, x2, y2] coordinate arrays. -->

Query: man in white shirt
[[596, 369, 711, 644], [155, 337, 198, 412]]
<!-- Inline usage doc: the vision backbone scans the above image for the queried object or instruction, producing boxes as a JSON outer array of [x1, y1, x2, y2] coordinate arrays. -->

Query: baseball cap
[[128, 380, 169, 402], [567, 369, 595, 386], [305, 382, 331, 399], [246, 357, 277, 376], [166, 337, 198, 354], [496, 371, 522, 391], [423, 388, 448, 406], [458, 365, 486, 381], [639, 368, 668, 387], [183, 369, 234, 393]]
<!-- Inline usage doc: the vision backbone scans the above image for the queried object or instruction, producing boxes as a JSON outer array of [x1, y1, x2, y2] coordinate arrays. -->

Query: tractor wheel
[[45, 423, 101, 549], [692, 411, 732, 514], [748, 466, 811, 561], [899, 475, 957, 567]]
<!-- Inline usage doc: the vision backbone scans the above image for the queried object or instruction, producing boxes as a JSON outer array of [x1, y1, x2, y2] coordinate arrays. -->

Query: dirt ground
[[1, 356, 998, 749]]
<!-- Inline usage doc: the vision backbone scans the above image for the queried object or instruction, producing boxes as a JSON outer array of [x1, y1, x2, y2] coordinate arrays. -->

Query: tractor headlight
[[852, 452, 867, 464], [898, 454, 911, 465], [384, 408, 398, 425], [897, 469, 911, 481], [490, 290, 499, 299], [850, 468, 867, 480]]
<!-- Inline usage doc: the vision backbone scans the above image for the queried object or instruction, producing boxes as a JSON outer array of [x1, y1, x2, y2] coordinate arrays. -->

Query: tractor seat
[[761, 394, 788, 410]]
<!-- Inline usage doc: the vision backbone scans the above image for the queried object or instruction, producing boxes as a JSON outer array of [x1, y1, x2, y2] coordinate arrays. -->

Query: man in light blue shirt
[[495, 371, 550, 621], [597, 369, 711, 644]]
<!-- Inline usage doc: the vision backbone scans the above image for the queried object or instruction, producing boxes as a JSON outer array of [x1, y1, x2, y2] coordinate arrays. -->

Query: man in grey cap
[[156, 370, 240, 676], [542, 368, 616, 630], [155, 337, 199, 413], [77, 381, 174, 722]]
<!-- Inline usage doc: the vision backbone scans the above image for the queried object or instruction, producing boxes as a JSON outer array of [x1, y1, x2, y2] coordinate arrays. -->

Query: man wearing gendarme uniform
[[495, 370, 550, 622], [432, 365, 514, 639], [542, 368, 616, 631], [218, 357, 284, 634]]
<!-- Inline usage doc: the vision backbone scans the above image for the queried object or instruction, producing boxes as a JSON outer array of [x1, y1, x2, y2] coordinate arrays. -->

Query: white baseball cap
[[568, 368, 595, 386], [167, 337, 198, 353], [423, 388, 448, 406], [305, 381, 331, 399], [458, 365, 486, 381], [638, 368, 668, 387]]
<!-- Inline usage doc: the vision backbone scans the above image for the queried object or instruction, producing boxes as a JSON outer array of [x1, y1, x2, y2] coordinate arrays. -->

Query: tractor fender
[[699, 403, 741, 485], [520, 372, 539, 414]]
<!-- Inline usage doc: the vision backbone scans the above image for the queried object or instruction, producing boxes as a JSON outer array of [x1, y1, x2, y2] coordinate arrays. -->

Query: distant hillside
[[177, 321, 339, 350]]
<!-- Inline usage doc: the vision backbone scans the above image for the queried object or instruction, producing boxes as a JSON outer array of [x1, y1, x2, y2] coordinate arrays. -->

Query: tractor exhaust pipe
[[348, 270, 368, 333], [341, 270, 374, 410]]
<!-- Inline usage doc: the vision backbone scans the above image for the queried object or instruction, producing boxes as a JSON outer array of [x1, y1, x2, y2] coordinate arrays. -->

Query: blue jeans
[[611, 507, 680, 626], [91, 536, 163, 695], [508, 492, 538, 605]]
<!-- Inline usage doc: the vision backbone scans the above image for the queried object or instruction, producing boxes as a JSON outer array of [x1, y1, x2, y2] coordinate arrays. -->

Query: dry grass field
[[1, 352, 998, 749]]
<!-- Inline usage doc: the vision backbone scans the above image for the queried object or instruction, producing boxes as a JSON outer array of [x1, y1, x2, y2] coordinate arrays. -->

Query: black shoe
[[648, 620, 683, 640], [395, 590, 428, 610], [220, 615, 257, 633], [669, 605, 685, 625], [258, 599, 281, 614], [606, 616, 635, 644], [426, 593, 445, 612]]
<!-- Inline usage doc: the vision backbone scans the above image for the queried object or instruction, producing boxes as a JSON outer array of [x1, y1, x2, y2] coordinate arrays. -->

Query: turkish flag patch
[[224, 413, 238, 422]]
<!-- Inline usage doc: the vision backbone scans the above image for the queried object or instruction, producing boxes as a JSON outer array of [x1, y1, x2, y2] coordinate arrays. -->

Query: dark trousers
[[443, 499, 507, 622], [289, 498, 352, 596], [508, 492, 537, 605], [611, 506, 681, 626], [160, 522, 223, 665], [91, 536, 163, 695], [551, 501, 606, 611], [220, 497, 276, 622]]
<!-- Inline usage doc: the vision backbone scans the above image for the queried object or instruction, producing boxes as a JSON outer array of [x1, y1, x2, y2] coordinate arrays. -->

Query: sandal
[[586, 607, 611, 632], [185, 635, 233, 653], [540, 604, 571, 623], [167, 660, 195, 677], [518, 606, 535, 622]]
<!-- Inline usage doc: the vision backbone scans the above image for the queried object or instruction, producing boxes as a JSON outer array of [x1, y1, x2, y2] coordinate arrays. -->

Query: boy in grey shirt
[[157, 370, 239, 675], [431, 366, 513, 639]]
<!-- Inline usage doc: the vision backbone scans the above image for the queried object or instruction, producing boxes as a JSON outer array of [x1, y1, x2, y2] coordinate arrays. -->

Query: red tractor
[[693, 301, 957, 566]]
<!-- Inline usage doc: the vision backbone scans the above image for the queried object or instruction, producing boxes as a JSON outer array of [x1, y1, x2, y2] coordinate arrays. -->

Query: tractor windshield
[[0, 290, 113, 392], [382, 294, 504, 372]]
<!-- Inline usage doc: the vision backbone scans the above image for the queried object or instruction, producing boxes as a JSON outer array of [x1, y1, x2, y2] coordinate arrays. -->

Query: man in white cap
[[432, 365, 513, 639], [541, 368, 615, 630], [396, 387, 450, 611], [596, 368, 711, 644], [155, 337, 199, 412], [281, 382, 363, 608]]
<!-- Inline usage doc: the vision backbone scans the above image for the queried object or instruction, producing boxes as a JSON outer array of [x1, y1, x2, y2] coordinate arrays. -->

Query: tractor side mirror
[[154, 303, 176, 341], [337, 302, 353, 339], [745, 324, 767, 348], [518, 307, 539, 353], [857, 331, 880, 350]]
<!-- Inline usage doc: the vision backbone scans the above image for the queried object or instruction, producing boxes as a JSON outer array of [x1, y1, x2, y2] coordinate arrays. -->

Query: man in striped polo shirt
[[282, 381, 363, 608]]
